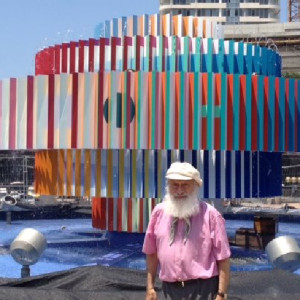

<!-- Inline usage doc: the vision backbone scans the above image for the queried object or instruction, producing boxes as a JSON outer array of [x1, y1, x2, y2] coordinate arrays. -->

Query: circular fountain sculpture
[[266, 236, 300, 272], [10, 228, 47, 277]]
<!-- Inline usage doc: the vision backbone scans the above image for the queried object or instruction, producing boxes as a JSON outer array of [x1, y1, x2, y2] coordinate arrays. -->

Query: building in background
[[159, 0, 280, 24]]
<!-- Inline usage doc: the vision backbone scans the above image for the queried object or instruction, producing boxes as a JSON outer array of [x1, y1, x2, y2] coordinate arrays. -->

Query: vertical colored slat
[[88, 38, 95, 72], [175, 72, 180, 148], [239, 75, 246, 150], [151, 71, 157, 149], [69, 41, 76, 73], [285, 79, 289, 151], [125, 71, 132, 148], [246, 44, 253, 75], [27, 76, 34, 149], [237, 42, 244, 74], [245, 74, 252, 151], [57, 150, 65, 196], [279, 78, 286, 151], [179, 72, 185, 149], [119, 150, 125, 198], [217, 39, 224, 73], [9, 78, 17, 149], [268, 76, 275, 151], [288, 79, 295, 151], [227, 74, 233, 150], [75, 150, 81, 197], [207, 72, 213, 150], [201, 73, 208, 150], [54, 45, 61, 74], [62, 43, 68, 73], [295, 80, 300, 152], [274, 78, 280, 151], [96, 150, 101, 197], [48, 75, 55, 149], [108, 198, 114, 231], [71, 73, 78, 148], [233, 74, 240, 150], [188, 73, 194, 149], [251, 75, 258, 150], [263, 77, 269, 152], [107, 149, 113, 197], [193, 72, 199, 149], [66, 149, 72, 196], [220, 73, 227, 151], [85, 150, 91, 197], [214, 74, 221, 150], [78, 40, 85, 73], [258, 75, 264, 151]]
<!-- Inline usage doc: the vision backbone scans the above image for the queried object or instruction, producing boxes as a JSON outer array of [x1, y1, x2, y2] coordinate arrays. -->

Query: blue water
[[1, 218, 300, 278]]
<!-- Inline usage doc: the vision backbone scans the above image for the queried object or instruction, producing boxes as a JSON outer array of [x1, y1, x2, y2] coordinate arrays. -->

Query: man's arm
[[216, 257, 230, 299], [146, 253, 159, 300]]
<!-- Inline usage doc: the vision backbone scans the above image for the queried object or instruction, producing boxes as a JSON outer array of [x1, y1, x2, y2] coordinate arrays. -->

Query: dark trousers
[[162, 276, 219, 300]]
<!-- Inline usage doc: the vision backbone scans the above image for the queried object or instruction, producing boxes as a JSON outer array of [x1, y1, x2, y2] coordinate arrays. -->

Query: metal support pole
[[6, 211, 11, 224], [21, 265, 30, 278]]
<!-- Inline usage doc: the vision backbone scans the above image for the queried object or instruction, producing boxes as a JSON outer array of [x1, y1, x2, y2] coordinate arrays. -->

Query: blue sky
[[0, 0, 287, 80]]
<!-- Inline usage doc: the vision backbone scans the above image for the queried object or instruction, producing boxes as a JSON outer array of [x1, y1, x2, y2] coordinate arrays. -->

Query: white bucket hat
[[165, 162, 203, 187]]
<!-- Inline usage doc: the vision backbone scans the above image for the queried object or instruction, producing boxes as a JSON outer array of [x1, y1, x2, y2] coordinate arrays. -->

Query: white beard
[[163, 189, 200, 219]]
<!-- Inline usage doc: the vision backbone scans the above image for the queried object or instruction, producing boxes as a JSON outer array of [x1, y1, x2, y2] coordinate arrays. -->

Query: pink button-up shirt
[[142, 201, 231, 282]]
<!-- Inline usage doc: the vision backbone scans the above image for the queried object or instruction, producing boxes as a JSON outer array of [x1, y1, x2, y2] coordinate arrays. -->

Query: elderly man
[[143, 162, 231, 300]]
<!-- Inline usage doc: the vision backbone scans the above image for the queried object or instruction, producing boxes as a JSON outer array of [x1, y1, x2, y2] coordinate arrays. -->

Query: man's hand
[[146, 287, 157, 300]]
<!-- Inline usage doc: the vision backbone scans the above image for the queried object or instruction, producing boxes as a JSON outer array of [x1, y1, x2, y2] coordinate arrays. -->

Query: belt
[[168, 278, 201, 288]]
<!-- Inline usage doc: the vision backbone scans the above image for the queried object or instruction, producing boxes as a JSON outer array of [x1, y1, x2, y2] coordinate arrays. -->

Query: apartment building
[[159, 0, 280, 24]]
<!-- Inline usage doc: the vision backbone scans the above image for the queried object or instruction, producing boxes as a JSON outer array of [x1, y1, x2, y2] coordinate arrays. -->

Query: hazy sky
[[0, 0, 288, 80]]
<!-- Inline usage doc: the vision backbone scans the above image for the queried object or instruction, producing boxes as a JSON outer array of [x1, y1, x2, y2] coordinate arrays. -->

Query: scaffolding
[[0, 151, 35, 197], [289, 0, 300, 22], [282, 153, 300, 199]]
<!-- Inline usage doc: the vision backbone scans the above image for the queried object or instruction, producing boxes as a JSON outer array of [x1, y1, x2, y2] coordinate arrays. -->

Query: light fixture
[[10, 228, 47, 278]]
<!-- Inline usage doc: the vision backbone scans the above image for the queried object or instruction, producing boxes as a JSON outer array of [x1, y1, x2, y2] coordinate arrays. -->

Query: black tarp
[[1, 265, 300, 300]]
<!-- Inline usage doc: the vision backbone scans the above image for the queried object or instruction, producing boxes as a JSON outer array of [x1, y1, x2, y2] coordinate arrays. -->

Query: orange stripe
[[203, 19, 206, 38], [183, 17, 189, 36], [193, 18, 198, 37], [173, 15, 178, 36], [75, 150, 81, 197], [58, 150, 65, 196], [34, 152, 41, 194], [92, 197, 106, 229], [49, 150, 58, 195], [66, 149, 72, 196]]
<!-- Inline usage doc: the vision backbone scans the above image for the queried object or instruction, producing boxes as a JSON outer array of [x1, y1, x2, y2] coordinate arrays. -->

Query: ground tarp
[[0, 265, 300, 300]]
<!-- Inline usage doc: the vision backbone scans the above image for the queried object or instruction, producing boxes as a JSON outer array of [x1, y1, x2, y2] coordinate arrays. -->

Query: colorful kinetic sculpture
[[0, 13, 298, 232]]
